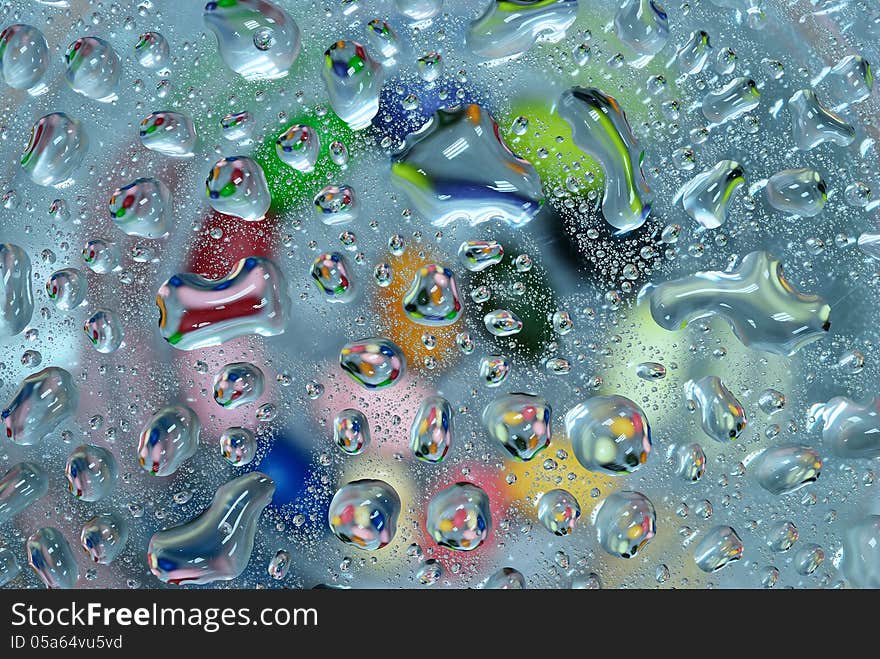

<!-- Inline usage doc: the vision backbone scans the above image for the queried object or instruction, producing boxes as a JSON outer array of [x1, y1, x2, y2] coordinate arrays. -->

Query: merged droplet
[[0, 244, 33, 336], [139, 111, 197, 157], [751, 445, 821, 495], [21, 113, 88, 186], [411, 395, 454, 463], [0, 24, 49, 91], [403, 264, 462, 326], [65, 444, 117, 502], [206, 156, 271, 221], [702, 77, 760, 123], [333, 408, 370, 455], [614, 0, 669, 58], [27, 527, 79, 589], [46, 268, 87, 311], [83, 308, 124, 353], [458, 240, 504, 272], [2, 367, 79, 446], [693, 525, 743, 572], [391, 104, 544, 228], [219, 427, 257, 466], [684, 376, 747, 443], [339, 337, 406, 389], [328, 479, 401, 550], [65, 37, 119, 102], [788, 89, 855, 150], [134, 31, 169, 69], [322, 40, 383, 131], [565, 395, 652, 475], [680, 159, 745, 229], [314, 184, 358, 225], [484, 309, 523, 337], [276, 124, 320, 172], [0, 461, 49, 525], [81, 511, 129, 564], [674, 443, 707, 482], [156, 256, 290, 350], [137, 404, 201, 476], [148, 472, 275, 584], [466, 0, 578, 60], [558, 87, 652, 233], [213, 362, 264, 409], [108, 177, 172, 239], [482, 392, 552, 461], [484, 566, 526, 589], [842, 516, 880, 588], [808, 397, 880, 459], [537, 488, 580, 536], [426, 482, 491, 551], [594, 491, 656, 558], [766, 167, 826, 217], [643, 250, 831, 356], [204, 0, 301, 81]]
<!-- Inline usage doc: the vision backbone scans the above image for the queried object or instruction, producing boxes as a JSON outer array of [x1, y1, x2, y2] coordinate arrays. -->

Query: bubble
[[693, 525, 743, 572], [391, 104, 544, 228], [82, 239, 120, 274], [108, 177, 172, 239], [2, 367, 78, 446], [268, 549, 291, 580], [322, 40, 383, 131], [702, 77, 759, 124], [156, 256, 290, 350], [65, 37, 119, 102], [204, 0, 301, 81], [751, 445, 821, 495], [83, 308, 124, 353], [766, 520, 798, 552], [411, 395, 454, 463], [594, 491, 656, 558], [807, 397, 880, 459], [0, 24, 49, 91], [766, 168, 826, 217], [789, 89, 855, 150], [674, 442, 707, 482], [643, 251, 831, 356], [395, 0, 442, 21], [684, 376, 747, 443], [680, 160, 745, 229], [636, 361, 666, 380], [794, 543, 824, 575], [403, 264, 462, 326], [426, 482, 491, 551], [333, 409, 370, 455], [27, 527, 79, 589], [0, 244, 33, 336], [134, 31, 169, 68], [148, 472, 275, 584], [558, 87, 652, 233], [339, 337, 406, 389], [21, 113, 88, 186], [484, 309, 523, 337], [221, 111, 254, 142], [565, 395, 651, 475], [137, 404, 200, 476], [81, 511, 129, 564], [614, 0, 669, 57], [219, 427, 257, 466], [65, 444, 118, 501], [276, 124, 320, 173], [479, 355, 510, 387], [458, 240, 504, 272], [139, 111, 197, 157], [676, 30, 712, 75], [537, 488, 581, 536], [0, 547, 20, 587], [0, 462, 49, 525], [206, 156, 270, 221], [482, 392, 552, 461], [213, 362, 264, 409], [328, 479, 401, 550], [466, 0, 577, 60], [314, 184, 358, 225], [483, 566, 525, 589], [365, 19, 400, 63], [842, 516, 880, 587]]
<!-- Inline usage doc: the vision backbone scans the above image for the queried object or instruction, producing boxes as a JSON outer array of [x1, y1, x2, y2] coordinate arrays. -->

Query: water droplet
[[65, 444, 117, 501], [411, 395, 454, 463], [466, 0, 577, 60], [109, 178, 172, 238], [693, 525, 743, 572], [426, 482, 491, 551], [139, 111, 197, 157], [684, 376, 746, 443], [219, 427, 257, 466], [537, 488, 580, 536], [2, 367, 78, 445], [65, 37, 119, 102], [566, 395, 651, 474], [594, 491, 656, 558], [482, 392, 552, 461], [81, 512, 129, 564], [334, 409, 370, 455], [27, 527, 78, 589], [21, 113, 88, 186], [137, 404, 200, 476], [328, 479, 401, 550], [213, 362, 264, 408], [403, 264, 462, 326]]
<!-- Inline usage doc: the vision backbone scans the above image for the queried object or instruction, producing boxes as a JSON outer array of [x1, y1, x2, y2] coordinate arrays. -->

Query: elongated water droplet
[[0, 461, 49, 525], [411, 395, 454, 463], [2, 366, 78, 446], [684, 375, 747, 443], [27, 527, 79, 589], [137, 404, 200, 476]]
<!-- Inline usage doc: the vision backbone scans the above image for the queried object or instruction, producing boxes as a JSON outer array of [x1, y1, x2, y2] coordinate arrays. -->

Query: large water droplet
[[339, 337, 406, 389], [565, 395, 651, 474], [594, 490, 656, 558], [765, 167, 826, 217], [684, 375, 747, 443], [27, 527, 79, 589], [466, 0, 578, 60], [21, 113, 88, 186], [328, 479, 401, 550], [0, 244, 33, 336], [322, 40, 383, 130], [139, 111, 197, 158], [2, 366, 78, 446], [411, 395, 454, 462], [751, 444, 821, 495], [65, 444, 118, 501], [206, 156, 271, 221], [426, 482, 491, 551], [64, 36, 119, 102], [482, 392, 552, 461], [0, 24, 49, 92], [403, 264, 462, 326], [0, 461, 49, 525], [81, 511, 129, 564], [137, 404, 200, 476], [693, 525, 743, 572], [108, 178, 172, 239]]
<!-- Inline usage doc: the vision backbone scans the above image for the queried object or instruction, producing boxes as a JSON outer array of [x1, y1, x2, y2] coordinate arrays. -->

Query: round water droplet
[[333, 408, 370, 455], [311, 252, 356, 303], [81, 511, 129, 565], [411, 395, 454, 463], [328, 479, 401, 550], [0, 24, 49, 91], [674, 442, 707, 482], [21, 113, 88, 187], [403, 264, 462, 326], [594, 491, 656, 558], [566, 395, 652, 475], [314, 184, 358, 225], [276, 124, 320, 173], [108, 178, 172, 239], [65, 444, 117, 501], [339, 337, 406, 389], [482, 392, 552, 461], [484, 309, 523, 337], [65, 37, 119, 102], [213, 362, 264, 409], [484, 566, 525, 589], [458, 240, 504, 272], [137, 405, 200, 476], [135, 31, 169, 69], [83, 308, 124, 353], [82, 239, 120, 274], [219, 427, 257, 466], [537, 488, 581, 536], [426, 482, 491, 552], [139, 111, 197, 157]]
